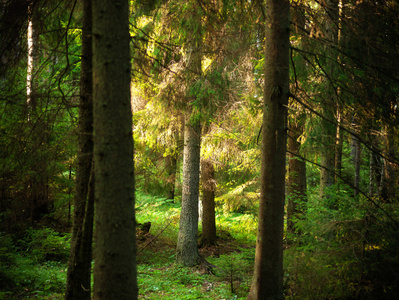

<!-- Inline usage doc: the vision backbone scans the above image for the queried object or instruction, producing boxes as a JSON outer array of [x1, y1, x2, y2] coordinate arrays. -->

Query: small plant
[[26, 227, 71, 262], [210, 249, 253, 297]]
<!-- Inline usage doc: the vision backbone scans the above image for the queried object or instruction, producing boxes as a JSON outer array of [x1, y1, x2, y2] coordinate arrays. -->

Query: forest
[[0, 0, 398, 299]]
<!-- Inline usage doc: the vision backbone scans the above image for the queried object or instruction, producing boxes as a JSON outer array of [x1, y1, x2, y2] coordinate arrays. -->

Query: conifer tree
[[247, 0, 290, 298], [92, 0, 137, 298]]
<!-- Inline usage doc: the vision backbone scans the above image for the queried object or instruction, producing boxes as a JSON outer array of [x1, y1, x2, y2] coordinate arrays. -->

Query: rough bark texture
[[176, 3, 202, 267], [65, 0, 93, 298], [246, 0, 290, 299], [176, 119, 201, 266], [200, 159, 217, 247], [287, 121, 307, 235], [92, 0, 138, 299]]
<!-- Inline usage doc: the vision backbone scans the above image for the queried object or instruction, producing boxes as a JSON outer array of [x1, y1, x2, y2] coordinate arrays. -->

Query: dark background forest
[[0, 0, 398, 299]]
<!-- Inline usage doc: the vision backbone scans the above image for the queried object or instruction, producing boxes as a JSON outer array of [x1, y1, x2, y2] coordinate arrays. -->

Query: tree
[[200, 158, 217, 247], [287, 117, 307, 235], [176, 2, 203, 267], [65, 0, 94, 298], [247, 0, 290, 298], [92, 0, 138, 298]]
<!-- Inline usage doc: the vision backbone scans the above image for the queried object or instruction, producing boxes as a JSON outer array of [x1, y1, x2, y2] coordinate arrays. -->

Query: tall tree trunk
[[176, 118, 201, 266], [26, 0, 38, 116], [176, 3, 202, 267], [247, 0, 290, 298], [26, 1, 50, 222], [65, 0, 94, 298], [334, 108, 343, 183], [200, 159, 217, 247], [287, 120, 307, 236], [319, 0, 339, 206], [92, 0, 137, 299]]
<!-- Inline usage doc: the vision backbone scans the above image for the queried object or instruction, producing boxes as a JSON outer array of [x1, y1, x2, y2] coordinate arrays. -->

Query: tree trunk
[[287, 120, 307, 236], [319, 0, 339, 207], [176, 118, 201, 266], [176, 2, 202, 267], [165, 154, 177, 200], [65, 0, 93, 298], [92, 0, 138, 299], [200, 159, 217, 247], [351, 132, 361, 198], [247, 0, 290, 298]]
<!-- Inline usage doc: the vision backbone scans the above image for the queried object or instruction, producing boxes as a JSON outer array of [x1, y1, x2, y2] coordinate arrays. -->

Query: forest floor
[[1, 192, 399, 299]]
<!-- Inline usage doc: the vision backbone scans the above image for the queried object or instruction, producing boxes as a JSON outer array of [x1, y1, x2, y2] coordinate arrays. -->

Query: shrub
[[26, 227, 71, 262]]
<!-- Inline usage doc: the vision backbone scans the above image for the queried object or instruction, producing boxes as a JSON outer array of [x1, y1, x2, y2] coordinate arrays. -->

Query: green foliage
[[208, 249, 253, 297], [25, 227, 71, 263], [0, 232, 67, 299]]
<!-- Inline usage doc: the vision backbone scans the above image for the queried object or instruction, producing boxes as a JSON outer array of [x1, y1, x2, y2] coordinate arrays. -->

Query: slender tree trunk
[[247, 0, 290, 298], [176, 3, 202, 267], [200, 159, 217, 247], [334, 108, 343, 183], [176, 118, 201, 266], [92, 0, 137, 299], [319, 0, 339, 206], [166, 154, 177, 200], [26, 0, 38, 116], [65, 0, 93, 298], [351, 132, 361, 198], [287, 120, 306, 236]]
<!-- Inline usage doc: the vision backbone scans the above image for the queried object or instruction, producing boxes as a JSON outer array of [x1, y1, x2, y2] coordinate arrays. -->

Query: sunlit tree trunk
[[176, 2, 202, 267], [176, 118, 201, 266], [247, 0, 290, 298], [65, 0, 94, 298], [26, 0, 38, 116], [200, 159, 217, 247], [92, 0, 137, 298]]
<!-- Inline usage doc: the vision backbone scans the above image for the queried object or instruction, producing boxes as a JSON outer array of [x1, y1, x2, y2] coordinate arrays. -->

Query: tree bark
[[92, 0, 138, 299], [176, 118, 201, 266], [65, 0, 94, 297], [176, 2, 202, 267], [200, 159, 217, 247], [247, 0, 290, 298]]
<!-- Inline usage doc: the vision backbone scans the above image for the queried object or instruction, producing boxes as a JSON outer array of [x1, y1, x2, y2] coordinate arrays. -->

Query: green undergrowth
[[2, 190, 397, 299], [0, 229, 68, 299], [135, 192, 256, 299]]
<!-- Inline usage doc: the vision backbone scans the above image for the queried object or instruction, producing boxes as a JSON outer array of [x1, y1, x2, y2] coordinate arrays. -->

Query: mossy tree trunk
[[247, 0, 290, 298], [92, 0, 137, 299], [65, 0, 94, 298]]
